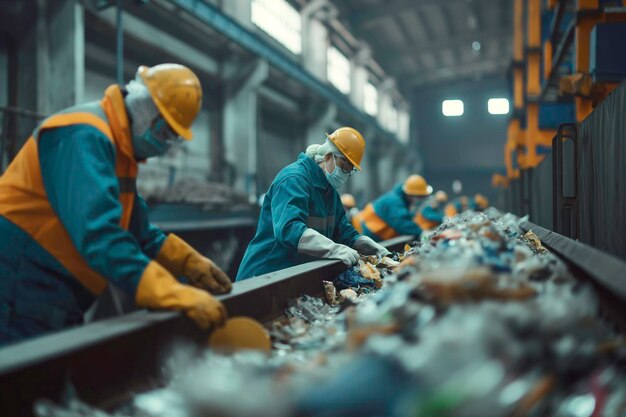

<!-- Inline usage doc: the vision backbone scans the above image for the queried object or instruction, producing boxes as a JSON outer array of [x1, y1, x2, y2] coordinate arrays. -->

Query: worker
[[341, 193, 359, 224], [353, 174, 432, 241], [444, 195, 470, 218], [0, 64, 231, 345], [236, 127, 390, 281], [470, 194, 489, 211], [415, 190, 448, 231]]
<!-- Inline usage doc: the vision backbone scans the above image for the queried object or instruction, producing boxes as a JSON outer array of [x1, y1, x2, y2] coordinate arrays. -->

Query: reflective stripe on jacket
[[0, 85, 165, 335], [354, 184, 422, 242]]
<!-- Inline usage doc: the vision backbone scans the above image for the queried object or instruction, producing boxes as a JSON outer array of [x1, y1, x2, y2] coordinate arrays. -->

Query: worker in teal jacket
[[415, 191, 448, 231], [236, 128, 389, 281], [352, 175, 432, 241], [445, 196, 470, 218], [469, 194, 489, 211], [0, 64, 231, 345]]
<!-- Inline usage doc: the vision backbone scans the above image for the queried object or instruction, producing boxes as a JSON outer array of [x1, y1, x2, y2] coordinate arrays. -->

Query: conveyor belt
[[0, 236, 414, 417], [520, 221, 626, 331], [3, 227, 623, 417]]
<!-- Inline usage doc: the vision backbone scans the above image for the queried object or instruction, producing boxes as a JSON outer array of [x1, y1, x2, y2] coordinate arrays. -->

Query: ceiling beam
[[374, 26, 512, 65], [405, 57, 510, 86], [351, 0, 505, 27]]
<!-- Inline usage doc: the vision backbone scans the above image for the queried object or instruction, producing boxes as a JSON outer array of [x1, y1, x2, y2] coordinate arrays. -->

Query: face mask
[[408, 197, 423, 211], [132, 119, 180, 159], [132, 129, 171, 159], [325, 155, 350, 189]]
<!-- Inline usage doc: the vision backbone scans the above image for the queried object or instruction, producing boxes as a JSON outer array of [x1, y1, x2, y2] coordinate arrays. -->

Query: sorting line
[[0, 235, 414, 417]]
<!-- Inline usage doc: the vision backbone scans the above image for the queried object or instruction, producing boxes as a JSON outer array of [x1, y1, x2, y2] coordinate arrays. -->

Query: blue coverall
[[358, 184, 423, 241], [236, 153, 359, 281]]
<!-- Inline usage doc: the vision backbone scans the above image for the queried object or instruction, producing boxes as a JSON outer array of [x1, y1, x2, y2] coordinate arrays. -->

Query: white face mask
[[324, 155, 350, 189]]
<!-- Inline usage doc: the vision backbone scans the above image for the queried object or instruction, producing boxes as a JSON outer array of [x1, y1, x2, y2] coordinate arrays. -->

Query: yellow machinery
[[494, 0, 626, 190]]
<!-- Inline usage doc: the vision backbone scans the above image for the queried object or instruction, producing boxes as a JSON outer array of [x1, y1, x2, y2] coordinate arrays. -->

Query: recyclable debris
[[36, 209, 626, 417], [523, 230, 549, 254], [338, 288, 357, 303], [141, 178, 254, 211]]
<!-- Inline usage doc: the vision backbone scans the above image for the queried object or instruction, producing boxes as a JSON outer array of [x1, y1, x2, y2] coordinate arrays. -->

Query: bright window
[[252, 0, 302, 54], [442, 99, 464, 117], [327, 46, 351, 94], [364, 82, 378, 116], [488, 98, 510, 115]]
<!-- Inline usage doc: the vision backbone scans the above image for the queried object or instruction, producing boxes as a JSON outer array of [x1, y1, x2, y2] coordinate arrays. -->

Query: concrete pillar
[[350, 46, 370, 110], [305, 103, 337, 146], [377, 78, 395, 131], [36, 0, 84, 114], [222, 0, 253, 28], [397, 104, 410, 144], [302, 0, 331, 80], [4, 0, 82, 154], [367, 135, 384, 200], [223, 59, 269, 197]]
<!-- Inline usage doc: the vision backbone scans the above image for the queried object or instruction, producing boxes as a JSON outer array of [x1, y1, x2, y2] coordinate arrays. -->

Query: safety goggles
[[151, 117, 185, 146], [334, 154, 357, 176]]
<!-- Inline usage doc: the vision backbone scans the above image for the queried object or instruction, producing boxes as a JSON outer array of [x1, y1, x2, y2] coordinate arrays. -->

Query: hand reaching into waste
[[329, 244, 360, 266], [156, 234, 232, 294], [185, 255, 233, 294], [298, 228, 360, 266], [136, 262, 228, 329], [353, 235, 391, 257]]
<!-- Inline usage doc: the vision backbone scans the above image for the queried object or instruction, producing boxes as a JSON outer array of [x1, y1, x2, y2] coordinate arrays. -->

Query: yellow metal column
[[567, 0, 626, 121], [575, 0, 599, 120], [524, 0, 545, 168], [505, 0, 524, 180]]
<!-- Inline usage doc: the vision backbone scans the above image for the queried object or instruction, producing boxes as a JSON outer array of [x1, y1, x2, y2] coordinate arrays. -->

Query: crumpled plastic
[[36, 209, 626, 417], [333, 267, 378, 291]]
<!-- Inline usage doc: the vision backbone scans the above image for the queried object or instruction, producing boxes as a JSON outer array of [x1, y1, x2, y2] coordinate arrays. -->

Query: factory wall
[[412, 76, 509, 204], [0, 0, 413, 208]]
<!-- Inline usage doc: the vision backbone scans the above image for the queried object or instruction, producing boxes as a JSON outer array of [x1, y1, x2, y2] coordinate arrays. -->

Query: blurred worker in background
[[445, 195, 470, 218], [341, 193, 359, 224], [352, 174, 432, 241], [444, 194, 489, 218], [236, 127, 389, 281], [470, 194, 489, 211], [415, 190, 448, 231], [0, 64, 231, 345]]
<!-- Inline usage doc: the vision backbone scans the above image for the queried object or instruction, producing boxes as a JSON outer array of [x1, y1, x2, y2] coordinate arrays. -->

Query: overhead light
[[488, 98, 510, 115], [472, 41, 481, 52], [442, 99, 464, 117], [452, 180, 462, 194]]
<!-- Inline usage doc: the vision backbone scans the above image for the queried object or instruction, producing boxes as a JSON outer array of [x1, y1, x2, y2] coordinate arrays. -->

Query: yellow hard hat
[[475, 194, 489, 209], [341, 193, 356, 208], [403, 174, 432, 196], [139, 64, 202, 140], [327, 127, 365, 171]]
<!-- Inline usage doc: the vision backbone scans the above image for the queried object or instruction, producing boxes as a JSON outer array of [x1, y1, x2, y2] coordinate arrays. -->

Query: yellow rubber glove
[[136, 261, 227, 329], [156, 234, 232, 294]]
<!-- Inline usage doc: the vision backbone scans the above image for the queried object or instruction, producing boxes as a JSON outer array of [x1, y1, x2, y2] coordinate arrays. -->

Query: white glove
[[297, 228, 360, 267], [353, 235, 391, 257]]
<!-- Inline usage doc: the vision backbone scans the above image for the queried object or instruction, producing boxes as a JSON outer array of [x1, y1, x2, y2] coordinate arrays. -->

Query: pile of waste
[[36, 209, 626, 417], [141, 178, 254, 211]]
